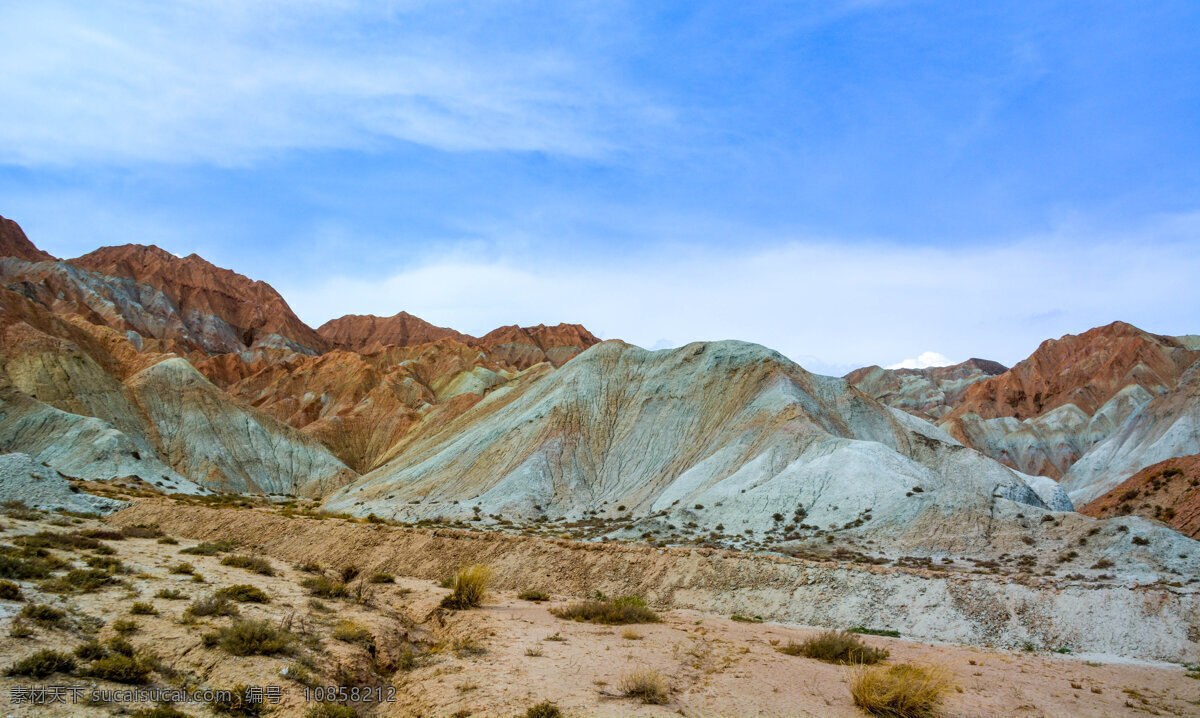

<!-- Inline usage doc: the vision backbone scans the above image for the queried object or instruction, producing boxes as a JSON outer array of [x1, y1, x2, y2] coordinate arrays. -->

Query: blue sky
[[1, 1, 1198, 373]]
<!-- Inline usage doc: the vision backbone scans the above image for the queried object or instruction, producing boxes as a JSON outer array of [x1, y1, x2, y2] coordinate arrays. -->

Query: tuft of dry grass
[[849, 663, 954, 717], [220, 554, 275, 576], [440, 564, 491, 610], [551, 596, 660, 625], [621, 628, 643, 640], [618, 666, 670, 704], [778, 630, 888, 664]]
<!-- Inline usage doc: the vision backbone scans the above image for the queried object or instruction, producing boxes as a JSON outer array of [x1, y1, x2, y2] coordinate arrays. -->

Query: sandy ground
[[0, 510, 1198, 717]]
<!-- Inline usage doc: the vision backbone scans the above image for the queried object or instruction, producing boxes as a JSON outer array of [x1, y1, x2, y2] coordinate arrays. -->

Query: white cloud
[[0, 1, 663, 166], [886, 352, 953, 370], [278, 212, 1200, 376]]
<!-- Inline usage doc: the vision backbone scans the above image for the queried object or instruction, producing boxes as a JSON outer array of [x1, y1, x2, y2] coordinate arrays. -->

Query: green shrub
[[848, 626, 901, 638], [155, 588, 185, 600], [439, 564, 491, 610], [518, 589, 550, 602], [5, 649, 75, 678], [215, 585, 270, 603], [550, 596, 660, 625], [112, 618, 139, 634], [84, 555, 125, 572], [209, 619, 293, 656], [170, 562, 195, 574], [121, 524, 164, 538], [107, 636, 135, 656], [0, 554, 53, 579], [525, 701, 562, 718], [778, 630, 888, 664], [81, 529, 124, 541], [210, 684, 265, 716], [221, 555, 275, 576], [180, 541, 236, 556], [186, 595, 240, 618], [0, 579, 24, 600], [130, 601, 158, 615], [74, 641, 108, 660], [301, 576, 347, 598], [20, 603, 67, 628], [84, 653, 152, 684], [41, 568, 118, 593], [331, 620, 375, 651]]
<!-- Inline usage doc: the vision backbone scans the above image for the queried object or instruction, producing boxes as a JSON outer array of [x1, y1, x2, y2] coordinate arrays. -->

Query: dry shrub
[[551, 596, 659, 625], [779, 630, 888, 664], [518, 589, 550, 602], [221, 554, 275, 576], [525, 701, 562, 718], [618, 666, 669, 704], [215, 585, 270, 603], [440, 564, 491, 610], [207, 619, 293, 657], [5, 649, 76, 678], [849, 663, 953, 717], [301, 576, 347, 598]]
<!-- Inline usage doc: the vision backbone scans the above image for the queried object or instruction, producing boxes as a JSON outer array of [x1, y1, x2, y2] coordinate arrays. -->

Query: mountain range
[[1, 213, 1198, 567]]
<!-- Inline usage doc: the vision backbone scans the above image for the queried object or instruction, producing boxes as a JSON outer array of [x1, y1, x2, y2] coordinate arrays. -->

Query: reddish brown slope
[[476, 322, 600, 369], [0, 215, 55, 262], [1078, 455, 1200, 538], [945, 322, 1200, 422], [71, 244, 328, 354], [317, 311, 473, 352]]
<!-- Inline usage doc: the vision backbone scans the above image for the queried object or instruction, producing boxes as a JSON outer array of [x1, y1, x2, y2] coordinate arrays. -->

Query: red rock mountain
[[71, 244, 329, 354], [944, 322, 1200, 422], [0, 215, 55, 263], [1078, 455, 1200, 539], [476, 323, 600, 369], [318, 311, 473, 352]]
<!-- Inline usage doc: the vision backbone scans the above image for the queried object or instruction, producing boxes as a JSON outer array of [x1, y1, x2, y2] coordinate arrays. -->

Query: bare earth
[[0, 505, 1198, 717]]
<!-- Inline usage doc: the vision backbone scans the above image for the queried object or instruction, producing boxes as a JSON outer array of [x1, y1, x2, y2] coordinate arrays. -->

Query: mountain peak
[[0, 215, 56, 263]]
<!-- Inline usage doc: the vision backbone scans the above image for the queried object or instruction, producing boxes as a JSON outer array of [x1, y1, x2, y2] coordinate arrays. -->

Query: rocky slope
[[1079, 454, 1200, 538], [317, 310, 474, 352], [71, 244, 329, 355], [0, 215, 54, 263], [1062, 360, 1200, 505], [938, 323, 1200, 479], [0, 266, 352, 496], [845, 358, 1007, 420], [0, 452, 128, 514], [322, 340, 1096, 559]]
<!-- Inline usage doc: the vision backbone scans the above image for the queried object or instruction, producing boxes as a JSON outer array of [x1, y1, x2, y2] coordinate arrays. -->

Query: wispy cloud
[[0, 1, 662, 166], [279, 212, 1200, 375], [886, 352, 953, 370]]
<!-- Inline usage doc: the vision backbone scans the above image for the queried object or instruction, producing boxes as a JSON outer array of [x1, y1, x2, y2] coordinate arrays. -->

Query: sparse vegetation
[[551, 595, 660, 625], [440, 564, 491, 610], [849, 663, 953, 717], [518, 589, 550, 602], [332, 620, 375, 651], [187, 594, 240, 617], [112, 618, 139, 634], [618, 666, 670, 704], [0, 579, 24, 600], [369, 572, 394, 583], [20, 603, 67, 628], [221, 554, 275, 575], [180, 540, 237, 556], [5, 649, 76, 678], [155, 588, 186, 600], [130, 601, 158, 615], [84, 653, 153, 684], [525, 700, 562, 718], [301, 575, 348, 598], [210, 684, 266, 716], [849, 626, 901, 638], [207, 619, 294, 656], [778, 630, 888, 664], [216, 584, 270, 603]]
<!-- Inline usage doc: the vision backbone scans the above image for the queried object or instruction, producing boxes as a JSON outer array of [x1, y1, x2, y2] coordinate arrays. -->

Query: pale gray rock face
[[0, 452, 129, 514], [324, 341, 1073, 552], [126, 357, 355, 497], [1063, 360, 1200, 504], [0, 385, 201, 493]]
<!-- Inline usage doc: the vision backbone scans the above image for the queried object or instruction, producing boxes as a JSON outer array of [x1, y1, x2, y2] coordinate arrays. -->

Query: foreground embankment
[[109, 500, 1200, 663]]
